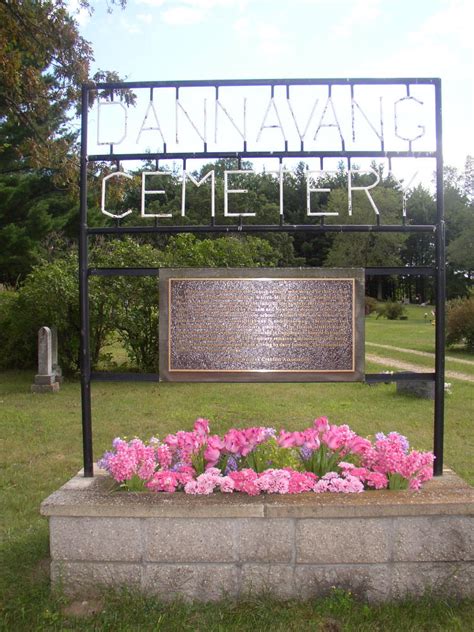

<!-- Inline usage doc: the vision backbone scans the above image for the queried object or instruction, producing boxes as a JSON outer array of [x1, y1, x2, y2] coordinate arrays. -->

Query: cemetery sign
[[79, 78, 445, 477]]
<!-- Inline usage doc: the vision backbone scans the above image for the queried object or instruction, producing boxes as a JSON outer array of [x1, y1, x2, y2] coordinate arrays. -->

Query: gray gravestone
[[31, 327, 60, 393], [396, 375, 434, 399], [50, 326, 63, 383]]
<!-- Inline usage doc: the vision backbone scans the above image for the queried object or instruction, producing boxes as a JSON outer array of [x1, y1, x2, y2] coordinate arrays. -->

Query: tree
[[0, 1, 93, 182], [322, 172, 407, 300], [400, 185, 436, 303], [443, 166, 474, 298], [0, 173, 77, 284], [0, 1, 132, 283]]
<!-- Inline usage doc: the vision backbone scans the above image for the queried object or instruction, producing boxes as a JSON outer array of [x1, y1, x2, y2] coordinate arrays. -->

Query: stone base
[[31, 382, 60, 393], [40, 467, 474, 602]]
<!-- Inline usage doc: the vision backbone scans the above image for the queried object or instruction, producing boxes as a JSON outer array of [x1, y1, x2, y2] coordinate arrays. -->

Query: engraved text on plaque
[[159, 269, 364, 382]]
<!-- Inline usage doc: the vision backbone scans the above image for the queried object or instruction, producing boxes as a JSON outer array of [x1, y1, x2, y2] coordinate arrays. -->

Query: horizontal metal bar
[[91, 372, 160, 382], [88, 150, 437, 162], [86, 77, 440, 91], [365, 267, 435, 276], [365, 372, 435, 383], [89, 268, 161, 277], [93, 372, 436, 383], [88, 224, 436, 236], [89, 266, 437, 278]]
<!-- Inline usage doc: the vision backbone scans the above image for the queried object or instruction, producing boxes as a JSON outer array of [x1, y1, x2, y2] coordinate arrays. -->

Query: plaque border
[[159, 268, 365, 383]]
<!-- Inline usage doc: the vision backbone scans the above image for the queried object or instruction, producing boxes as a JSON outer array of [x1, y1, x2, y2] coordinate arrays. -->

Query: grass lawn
[[1, 308, 473, 630]]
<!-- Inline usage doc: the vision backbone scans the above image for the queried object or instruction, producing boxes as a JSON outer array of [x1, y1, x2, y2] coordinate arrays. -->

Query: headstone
[[50, 326, 63, 383], [31, 327, 60, 393], [396, 375, 434, 399]]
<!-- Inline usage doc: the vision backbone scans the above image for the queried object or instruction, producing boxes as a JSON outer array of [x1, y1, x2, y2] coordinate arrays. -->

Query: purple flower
[[300, 445, 314, 461], [224, 455, 239, 475], [97, 451, 114, 470]]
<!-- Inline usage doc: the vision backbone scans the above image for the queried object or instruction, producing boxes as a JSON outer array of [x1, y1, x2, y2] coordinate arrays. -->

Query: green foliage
[[365, 296, 378, 315], [446, 296, 474, 351], [0, 256, 81, 372], [0, 174, 77, 284], [375, 302, 407, 321], [0, 234, 283, 373], [162, 233, 280, 268], [299, 443, 352, 477], [241, 438, 300, 473], [92, 239, 163, 373]]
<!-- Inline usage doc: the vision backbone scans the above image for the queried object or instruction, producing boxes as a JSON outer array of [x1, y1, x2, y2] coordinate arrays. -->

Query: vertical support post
[[433, 79, 445, 476], [79, 84, 93, 477]]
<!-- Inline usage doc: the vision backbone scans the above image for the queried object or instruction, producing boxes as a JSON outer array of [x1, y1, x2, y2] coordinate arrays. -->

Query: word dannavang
[[95, 87, 432, 152]]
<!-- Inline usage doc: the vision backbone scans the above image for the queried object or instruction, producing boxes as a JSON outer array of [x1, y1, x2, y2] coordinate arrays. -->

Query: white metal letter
[[348, 168, 381, 216], [389, 171, 419, 218], [306, 171, 339, 217], [214, 99, 247, 143], [313, 97, 345, 147], [181, 170, 215, 218], [101, 172, 133, 219], [97, 101, 127, 146], [256, 98, 286, 143], [176, 98, 207, 144], [267, 165, 286, 217], [394, 97, 425, 142], [287, 98, 319, 143], [136, 100, 166, 146], [224, 170, 256, 217], [351, 97, 384, 143], [141, 172, 173, 218]]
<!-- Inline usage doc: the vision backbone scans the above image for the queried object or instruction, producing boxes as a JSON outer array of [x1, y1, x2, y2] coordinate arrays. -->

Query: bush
[[365, 296, 378, 315], [375, 301, 407, 320], [1, 235, 282, 373], [446, 296, 474, 351]]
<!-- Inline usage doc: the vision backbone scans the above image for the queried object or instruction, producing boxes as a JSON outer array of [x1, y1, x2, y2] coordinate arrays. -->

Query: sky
[[70, 0, 474, 179]]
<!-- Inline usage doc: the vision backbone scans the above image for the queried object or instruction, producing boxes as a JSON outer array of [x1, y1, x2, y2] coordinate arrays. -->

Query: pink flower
[[302, 428, 320, 450], [194, 418, 210, 438], [313, 471, 364, 493], [204, 434, 224, 468], [277, 430, 306, 448], [313, 416, 329, 433], [156, 445, 172, 469], [365, 471, 388, 489], [229, 468, 260, 495], [146, 470, 181, 492], [218, 476, 235, 493]]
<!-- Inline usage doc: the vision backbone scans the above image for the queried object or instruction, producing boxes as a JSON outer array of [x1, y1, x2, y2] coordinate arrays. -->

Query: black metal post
[[79, 85, 93, 477], [433, 79, 445, 476]]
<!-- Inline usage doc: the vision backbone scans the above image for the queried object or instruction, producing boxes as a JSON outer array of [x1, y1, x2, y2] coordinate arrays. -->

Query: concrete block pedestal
[[40, 468, 474, 602]]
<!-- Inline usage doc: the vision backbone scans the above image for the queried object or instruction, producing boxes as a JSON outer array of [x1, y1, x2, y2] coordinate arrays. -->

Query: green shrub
[[1, 235, 282, 373], [446, 296, 474, 351], [365, 296, 378, 315], [375, 301, 407, 320]]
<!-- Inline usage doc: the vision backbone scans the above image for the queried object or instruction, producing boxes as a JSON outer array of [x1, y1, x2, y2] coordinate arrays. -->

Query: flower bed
[[99, 417, 434, 495]]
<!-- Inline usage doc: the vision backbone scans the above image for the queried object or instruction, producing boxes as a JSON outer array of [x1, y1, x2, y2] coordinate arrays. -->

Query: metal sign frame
[[79, 78, 445, 477]]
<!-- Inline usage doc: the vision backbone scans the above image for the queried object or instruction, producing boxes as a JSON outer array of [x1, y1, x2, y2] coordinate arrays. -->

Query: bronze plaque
[[159, 268, 365, 382]]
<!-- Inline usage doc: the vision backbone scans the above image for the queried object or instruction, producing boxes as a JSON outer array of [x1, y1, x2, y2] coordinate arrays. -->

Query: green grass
[[1, 309, 474, 629], [366, 304, 437, 353]]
